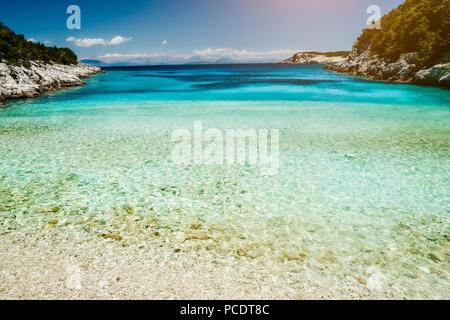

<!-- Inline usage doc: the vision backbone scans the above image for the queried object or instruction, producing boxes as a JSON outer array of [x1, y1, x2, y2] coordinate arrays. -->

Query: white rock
[[327, 40, 450, 86], [98, 279, 111, 289], [439, 72, 450, 84], [0, 61, 100, 101], [418, 266, 430, 274], [414, 63, 450, 84], [366, 271, 386, 291], [174, 232, 186, 243], [283, 52, 347, 65], [366, 265, 380, 275], [65, 264, 82, 290]]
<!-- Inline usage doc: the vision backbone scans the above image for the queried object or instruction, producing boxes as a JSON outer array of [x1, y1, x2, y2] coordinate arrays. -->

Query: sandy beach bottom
[[0, 101, 448, 299], [0, 233, 345, 300], [0, 229, 425, 300]]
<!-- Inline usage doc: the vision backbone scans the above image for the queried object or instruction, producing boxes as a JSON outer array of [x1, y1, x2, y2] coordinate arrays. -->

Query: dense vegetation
[[0, 22, 78, 67], [356, 0, 450, 66]]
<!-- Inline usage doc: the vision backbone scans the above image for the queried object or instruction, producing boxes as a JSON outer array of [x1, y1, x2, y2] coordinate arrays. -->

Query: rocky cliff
[[325, 42, 450, 87], [282, 52, 349, 65], [325, 0, 450, 87], [0, 62, 101, 102]]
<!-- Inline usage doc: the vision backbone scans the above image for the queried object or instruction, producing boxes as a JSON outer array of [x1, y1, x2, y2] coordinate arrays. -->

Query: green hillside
[[356, 0, 450, 66], [0, 22, 78, 67]]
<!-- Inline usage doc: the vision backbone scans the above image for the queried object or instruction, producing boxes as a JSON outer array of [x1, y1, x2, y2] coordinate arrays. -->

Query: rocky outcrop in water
[[325, 41, 450, 87], [0, 62, 101, 101], [282, 52, 349, 65], [414, 63, 450, 86]]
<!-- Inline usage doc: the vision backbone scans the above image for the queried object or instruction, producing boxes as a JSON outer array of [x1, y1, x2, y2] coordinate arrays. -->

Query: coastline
[[280, 52, 349, 65], [325, 64, 450, 89], [0, 62, 101, 102], [324, 48, 450, 88], [323, 68, 429, 87]]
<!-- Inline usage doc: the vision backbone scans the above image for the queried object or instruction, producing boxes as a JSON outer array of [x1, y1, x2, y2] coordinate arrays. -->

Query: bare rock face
[[0, 62, 101, 101], [414, 63, 450, 85], [325, 40, 450, 87], [282, 52, 347, 65]]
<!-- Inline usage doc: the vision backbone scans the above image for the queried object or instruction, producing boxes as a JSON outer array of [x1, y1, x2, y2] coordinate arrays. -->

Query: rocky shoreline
[[325, 41, 450, 87], [281, 52, 348, 65], [0, 62, 101, 102]]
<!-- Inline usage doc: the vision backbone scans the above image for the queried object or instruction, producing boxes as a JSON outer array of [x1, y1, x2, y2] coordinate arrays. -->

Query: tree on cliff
[[356, 0, 450, 66], [0, 22, 78, 67]]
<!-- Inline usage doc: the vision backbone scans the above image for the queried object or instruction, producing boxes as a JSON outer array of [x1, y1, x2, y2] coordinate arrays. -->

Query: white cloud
[[44, 40, 51, 44], [95, 53, 190, 65], [66, 36, 132, 47], [92, 48, 294, 64], [66, 37, 107, 47], [192, 48, 295, 62], [98, 53, 190, 60], [109, 36, 133, 45], [161, 40, 168, 45]]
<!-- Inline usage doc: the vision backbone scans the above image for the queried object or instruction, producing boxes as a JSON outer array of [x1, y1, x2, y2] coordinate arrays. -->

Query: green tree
[[356, 0, 450, 66], [0, 21, 78, 66]]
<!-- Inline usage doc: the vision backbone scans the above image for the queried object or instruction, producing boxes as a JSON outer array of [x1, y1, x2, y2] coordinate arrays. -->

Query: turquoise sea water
[[0, 64, 449, 298]]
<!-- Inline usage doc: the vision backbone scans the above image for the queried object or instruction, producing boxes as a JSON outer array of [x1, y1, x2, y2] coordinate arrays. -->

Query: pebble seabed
[[0, 99, 448, 299]]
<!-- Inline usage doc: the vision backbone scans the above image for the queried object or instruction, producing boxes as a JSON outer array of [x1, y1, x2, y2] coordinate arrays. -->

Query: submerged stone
[[186, 232, 210, 240], [39, 206, 60, 213], [284, 251, 307, 261], [366, 271, 386, 291], [122, 205, 135, 214], [344, 154, 357, 160], [102, 233, 123, 241], [425, 235, 439, 242], [174, 232, 186, 242], [428, 251, 445, 263]]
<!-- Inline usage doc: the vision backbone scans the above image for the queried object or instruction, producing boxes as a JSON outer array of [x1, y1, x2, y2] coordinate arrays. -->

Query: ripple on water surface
[[0, 65, 449, 298]]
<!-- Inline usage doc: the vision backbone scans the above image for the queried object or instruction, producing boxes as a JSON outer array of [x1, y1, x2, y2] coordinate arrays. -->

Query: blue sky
[[0, 0, 405, 63]]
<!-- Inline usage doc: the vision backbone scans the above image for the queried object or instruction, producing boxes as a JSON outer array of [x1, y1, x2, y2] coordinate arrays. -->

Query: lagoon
[[0, 64, 448, 299]]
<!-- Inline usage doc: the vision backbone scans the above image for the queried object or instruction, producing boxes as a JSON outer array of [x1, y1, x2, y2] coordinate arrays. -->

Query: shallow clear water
[[0, 64, 449, 298]]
